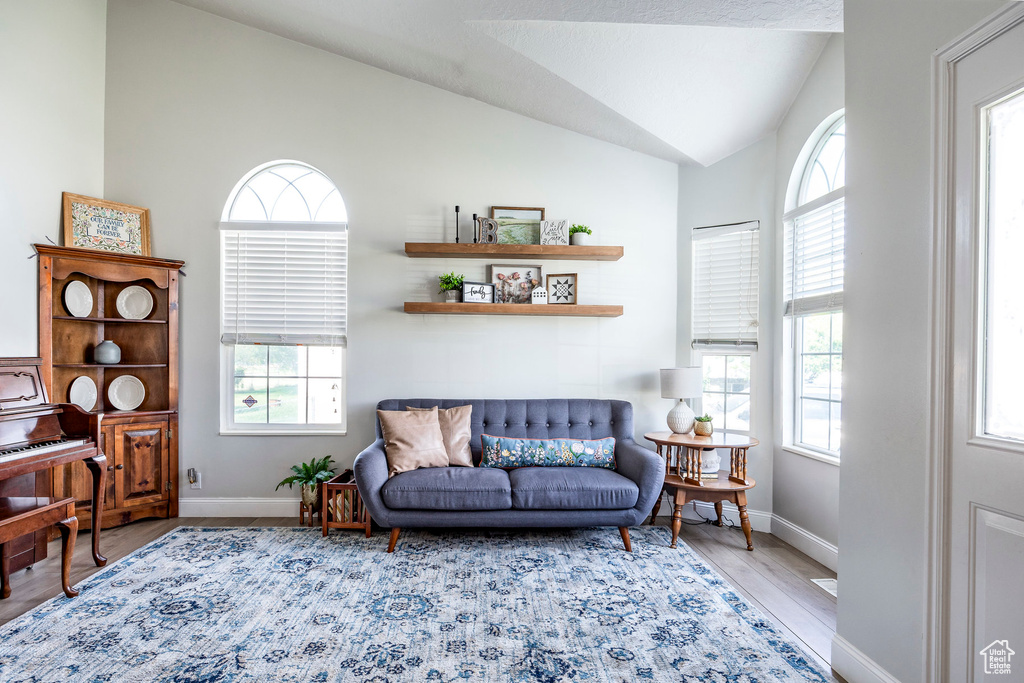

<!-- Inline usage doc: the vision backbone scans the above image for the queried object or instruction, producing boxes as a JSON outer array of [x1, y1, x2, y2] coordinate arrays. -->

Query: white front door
[[945, 6, 1024, 681]]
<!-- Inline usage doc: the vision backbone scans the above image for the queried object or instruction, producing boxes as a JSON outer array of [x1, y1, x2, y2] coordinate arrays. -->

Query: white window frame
[[697, 350, 753, 436], [782, 112, 845, 464], [219, 161, 348, 436]]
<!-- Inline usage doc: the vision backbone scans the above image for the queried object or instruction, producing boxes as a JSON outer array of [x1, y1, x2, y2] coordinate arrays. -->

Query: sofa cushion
[[377, 408, 449, 477], [480, 435, 616, 469], [381, 467, 512, 511], [407, 405, 474, 467], [509, 467, 639, 510]]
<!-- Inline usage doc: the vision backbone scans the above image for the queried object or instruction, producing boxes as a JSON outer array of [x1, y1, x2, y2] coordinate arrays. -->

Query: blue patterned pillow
[[480, 435, 616, 469]]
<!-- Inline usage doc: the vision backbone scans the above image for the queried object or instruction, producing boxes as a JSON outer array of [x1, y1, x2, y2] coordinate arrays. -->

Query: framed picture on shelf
[[62, 192, 152, 256], [490, 206, 545, 245], [490, 264, 544, 304], [539, 219, 569, 245], [546, 273, 578, 304], [462, 281, 495, 303]]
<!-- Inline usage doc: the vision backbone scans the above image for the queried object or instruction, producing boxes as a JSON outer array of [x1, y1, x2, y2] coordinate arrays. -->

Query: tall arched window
[[783, 113, 845, 458], [220, 160, 348, 434]]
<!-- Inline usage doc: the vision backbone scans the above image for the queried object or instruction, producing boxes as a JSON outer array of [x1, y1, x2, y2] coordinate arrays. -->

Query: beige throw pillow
[[407, 405, 474, 467], [377, 407, 449, 477]]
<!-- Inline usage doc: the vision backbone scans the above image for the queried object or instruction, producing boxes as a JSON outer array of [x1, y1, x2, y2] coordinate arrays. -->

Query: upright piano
[[0, 357, 107, 594]]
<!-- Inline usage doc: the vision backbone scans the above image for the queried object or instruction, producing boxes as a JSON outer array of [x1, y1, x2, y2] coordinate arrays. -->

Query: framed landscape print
[[462, 281, 495, 303], [490, 264, 543, 304], [490, 206, 545, 245], [546, 273, 578, 304], [62, 192, 151, 256]]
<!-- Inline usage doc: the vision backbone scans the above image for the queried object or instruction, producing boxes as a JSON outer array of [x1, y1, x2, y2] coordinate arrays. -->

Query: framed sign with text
[[62, 192, 151, 256]]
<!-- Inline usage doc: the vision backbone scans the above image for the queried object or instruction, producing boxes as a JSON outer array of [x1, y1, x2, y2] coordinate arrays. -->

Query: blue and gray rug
[[0, 527, 829, 682]]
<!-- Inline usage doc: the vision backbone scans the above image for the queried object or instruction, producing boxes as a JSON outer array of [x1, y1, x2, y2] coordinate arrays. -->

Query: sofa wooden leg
[[387, 527, 400, 553], [619, 527, 632, 553]]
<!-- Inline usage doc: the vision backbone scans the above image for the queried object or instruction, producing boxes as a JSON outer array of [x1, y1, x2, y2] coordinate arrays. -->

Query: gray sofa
[[354, 399, 664, 552]]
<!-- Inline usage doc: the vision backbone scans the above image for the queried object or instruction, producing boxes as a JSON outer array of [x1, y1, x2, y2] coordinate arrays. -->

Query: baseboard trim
[[771, 514, 839, 572], [655, 496, 772, 533], [179, 497, 299, 518], [831, 635, 903, 683]]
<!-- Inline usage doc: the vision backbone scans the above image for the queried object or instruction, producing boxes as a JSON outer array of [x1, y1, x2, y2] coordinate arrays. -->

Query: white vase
[[570, 232, 590, 246], [666, 399, 695, 434]]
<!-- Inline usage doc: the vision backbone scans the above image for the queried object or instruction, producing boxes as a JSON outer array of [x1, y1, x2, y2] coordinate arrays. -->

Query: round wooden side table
[[643, 431, 759, 551]]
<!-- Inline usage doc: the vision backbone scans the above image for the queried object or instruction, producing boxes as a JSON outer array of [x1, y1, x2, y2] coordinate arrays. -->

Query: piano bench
[[0, 497, 79, 599]]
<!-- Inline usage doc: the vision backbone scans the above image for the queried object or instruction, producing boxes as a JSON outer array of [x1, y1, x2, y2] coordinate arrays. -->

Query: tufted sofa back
[[375, 399, 635, 461]]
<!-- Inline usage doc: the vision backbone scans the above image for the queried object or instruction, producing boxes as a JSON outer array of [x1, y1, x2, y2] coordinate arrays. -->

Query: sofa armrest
[[615, 439, 664, 519], [353, 438, 394, 526]]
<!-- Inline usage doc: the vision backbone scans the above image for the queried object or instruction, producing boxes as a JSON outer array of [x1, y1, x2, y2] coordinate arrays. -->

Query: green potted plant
[[275, 455, 337, 510], [569, 224, 592, 246], [438, 271, 465, 302], [693, 413, 714, 437]]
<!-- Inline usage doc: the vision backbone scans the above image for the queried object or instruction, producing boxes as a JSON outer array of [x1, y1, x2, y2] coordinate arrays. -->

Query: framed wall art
[[462, 281, 495, 303], [62, 192, 152, 256], [546, 273, 578, 304], [490, 206, 545, 245], [490, 264, 544, 304], [539, 219, 569, 246]]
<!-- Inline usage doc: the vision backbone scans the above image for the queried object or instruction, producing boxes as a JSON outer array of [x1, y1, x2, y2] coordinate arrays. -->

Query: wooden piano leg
[[0, 542, 9, 599], [55, 516, 79, 598], [85, 455, 107, 567]]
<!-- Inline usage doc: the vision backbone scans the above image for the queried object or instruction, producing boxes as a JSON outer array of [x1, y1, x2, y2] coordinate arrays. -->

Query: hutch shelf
[[35, 244, 184, 530]]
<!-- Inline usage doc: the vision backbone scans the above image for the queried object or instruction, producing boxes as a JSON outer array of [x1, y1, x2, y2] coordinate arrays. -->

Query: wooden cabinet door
[[113, 421, 169, 509]]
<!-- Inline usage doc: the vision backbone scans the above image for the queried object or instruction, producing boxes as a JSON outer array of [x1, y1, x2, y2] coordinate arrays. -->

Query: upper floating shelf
[[405, 243, 623, 261]]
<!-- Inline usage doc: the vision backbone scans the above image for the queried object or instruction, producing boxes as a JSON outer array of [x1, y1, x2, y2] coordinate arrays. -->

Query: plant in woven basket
[[275, 455, 337, 508], [693, 414, 714, 436]]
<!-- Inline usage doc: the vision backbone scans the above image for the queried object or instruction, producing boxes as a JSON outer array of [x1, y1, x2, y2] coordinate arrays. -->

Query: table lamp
[[660, 367, 703, 434]]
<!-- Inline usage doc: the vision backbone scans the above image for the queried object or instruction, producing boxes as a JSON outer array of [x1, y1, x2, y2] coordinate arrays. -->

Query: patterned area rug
[[0, 527, 829, 682]]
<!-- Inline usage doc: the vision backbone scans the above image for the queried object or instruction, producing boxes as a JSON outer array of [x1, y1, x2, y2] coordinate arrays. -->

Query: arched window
[[220, 160, 348, 434], [783, 113, 845, 458]]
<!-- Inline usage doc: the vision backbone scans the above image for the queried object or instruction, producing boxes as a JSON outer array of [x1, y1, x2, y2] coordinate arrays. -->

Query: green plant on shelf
[[437, 271, 465, 294], [569, 224, 592, 236]]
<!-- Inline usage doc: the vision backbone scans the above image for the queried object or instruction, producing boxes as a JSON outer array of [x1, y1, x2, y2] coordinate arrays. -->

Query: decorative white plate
[[63, 281, 93, 318], [108, 375, 145, 411], [68, 376, 97, 412], [116, 286, 154, 320]]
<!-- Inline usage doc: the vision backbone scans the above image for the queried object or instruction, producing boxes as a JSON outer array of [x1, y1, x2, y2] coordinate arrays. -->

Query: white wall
[[677, 134, 778, 516], [0, 0, 107, 357], [102, 0, 678, 509], [771, 35, 844, 558], [836, 2, 1005, 682]]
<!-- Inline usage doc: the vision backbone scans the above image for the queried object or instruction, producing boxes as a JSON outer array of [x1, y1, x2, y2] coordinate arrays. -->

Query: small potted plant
[[275, 455, 337, 511], [569, 224, 592, 246], [693, 414, 714, 437], [438, 271, 465, 302]]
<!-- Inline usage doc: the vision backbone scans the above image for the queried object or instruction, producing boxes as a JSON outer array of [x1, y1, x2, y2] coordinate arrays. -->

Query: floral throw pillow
[[480, 435, 616, 469]]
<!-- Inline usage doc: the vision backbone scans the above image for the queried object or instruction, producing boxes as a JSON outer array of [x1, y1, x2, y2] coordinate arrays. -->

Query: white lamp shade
[[660, 367, 703, 399]]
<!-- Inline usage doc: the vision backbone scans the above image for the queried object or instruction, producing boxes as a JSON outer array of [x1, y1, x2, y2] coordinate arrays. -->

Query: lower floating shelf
[[404, 302, 623, 317]]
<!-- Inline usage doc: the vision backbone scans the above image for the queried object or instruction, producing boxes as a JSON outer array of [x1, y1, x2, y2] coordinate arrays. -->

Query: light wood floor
[[0, 516, 841, 681]]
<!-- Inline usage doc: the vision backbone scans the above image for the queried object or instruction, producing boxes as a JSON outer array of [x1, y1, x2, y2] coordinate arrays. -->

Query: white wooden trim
[[927, 6, 1024, 683], [831, 635, 904, 683], [771, 514, 838, 572], [180, 497, 300, 518]]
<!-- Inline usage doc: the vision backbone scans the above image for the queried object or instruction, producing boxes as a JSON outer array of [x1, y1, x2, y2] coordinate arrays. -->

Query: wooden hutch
[[35, 245, 183, 529]]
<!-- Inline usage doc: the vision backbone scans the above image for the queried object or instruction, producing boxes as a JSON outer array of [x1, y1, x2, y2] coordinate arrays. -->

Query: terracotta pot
[[694, 420, 714, 437]]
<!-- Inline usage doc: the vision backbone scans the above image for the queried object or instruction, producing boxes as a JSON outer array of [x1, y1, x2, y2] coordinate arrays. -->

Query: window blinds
[[784, 195, 844, 316], [692, 221, 759, 347], [221, 228, 348, 346]]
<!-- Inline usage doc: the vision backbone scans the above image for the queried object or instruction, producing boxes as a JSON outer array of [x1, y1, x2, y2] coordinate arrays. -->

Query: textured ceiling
[[170, 0, 841, 165]]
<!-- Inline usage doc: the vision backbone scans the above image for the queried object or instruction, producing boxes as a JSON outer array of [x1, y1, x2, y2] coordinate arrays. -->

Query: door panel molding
[[928, 5, 1024, 682]]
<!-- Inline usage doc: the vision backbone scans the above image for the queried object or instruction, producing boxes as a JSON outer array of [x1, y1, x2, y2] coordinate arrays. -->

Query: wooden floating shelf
[[405, 243, 623, 261], [52, 363, 168, 368], [404, 302, 623, 317], [54, 316, 168, 324]]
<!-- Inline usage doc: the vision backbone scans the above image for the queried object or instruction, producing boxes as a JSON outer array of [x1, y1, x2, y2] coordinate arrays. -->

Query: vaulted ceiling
[[171, 0, 841, 166]]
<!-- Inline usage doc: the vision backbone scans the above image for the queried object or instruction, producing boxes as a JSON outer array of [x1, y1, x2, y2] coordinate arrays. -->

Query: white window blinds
[[692, 221, 759, 347], [221, 227, 348, 346], [784, 193, 845, 316]]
